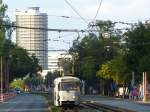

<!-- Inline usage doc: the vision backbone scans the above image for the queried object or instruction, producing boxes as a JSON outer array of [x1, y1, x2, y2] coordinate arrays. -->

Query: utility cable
[[2, 24, 100, 32], [63, 0, 89, 24], [93, 0, 103, 21]]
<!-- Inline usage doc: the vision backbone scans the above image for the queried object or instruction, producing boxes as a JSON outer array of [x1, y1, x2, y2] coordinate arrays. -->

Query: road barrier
[[0, 93, 16, 102]]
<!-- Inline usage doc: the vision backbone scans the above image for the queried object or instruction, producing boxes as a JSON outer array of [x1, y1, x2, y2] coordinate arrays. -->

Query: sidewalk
[[107, 96, 150, 106], [0, 93, 16, 102], [136, 100, 150, 106], [81, 95, 150, 112]]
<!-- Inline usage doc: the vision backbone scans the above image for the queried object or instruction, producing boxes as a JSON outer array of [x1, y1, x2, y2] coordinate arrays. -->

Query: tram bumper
[[59, 91, 80, 106]]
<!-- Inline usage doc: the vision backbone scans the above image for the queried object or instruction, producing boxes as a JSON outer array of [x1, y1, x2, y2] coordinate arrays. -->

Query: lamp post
[[0, 56, 3, 102], [6, 57, 9, 92]]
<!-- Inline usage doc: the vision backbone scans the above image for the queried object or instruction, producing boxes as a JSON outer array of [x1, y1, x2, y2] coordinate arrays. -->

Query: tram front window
[[61, 82, 79, 91]]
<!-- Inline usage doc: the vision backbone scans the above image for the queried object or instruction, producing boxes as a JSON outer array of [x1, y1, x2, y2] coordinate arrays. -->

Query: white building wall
[[16, 7, 48, 69], [48, 53, 72, 72]]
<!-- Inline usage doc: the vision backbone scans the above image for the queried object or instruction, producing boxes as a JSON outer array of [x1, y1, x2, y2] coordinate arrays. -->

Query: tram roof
[[54, 76, 80, 83]]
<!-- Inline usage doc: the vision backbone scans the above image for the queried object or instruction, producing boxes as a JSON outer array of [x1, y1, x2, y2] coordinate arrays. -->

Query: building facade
[[16, 7, 48, 69], [48, 52, 72, 73], [48, 53, 60, 72]]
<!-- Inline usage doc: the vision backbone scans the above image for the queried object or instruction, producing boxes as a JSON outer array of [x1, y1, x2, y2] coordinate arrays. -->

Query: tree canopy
[[0, 0, 42, 82]]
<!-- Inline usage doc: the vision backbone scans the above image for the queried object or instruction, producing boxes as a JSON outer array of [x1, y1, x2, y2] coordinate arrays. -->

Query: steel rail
[[81, 102, 136, 112]]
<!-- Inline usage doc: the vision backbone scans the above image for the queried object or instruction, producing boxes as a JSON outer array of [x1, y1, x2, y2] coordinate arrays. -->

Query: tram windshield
[[60, 81, 79, 91]]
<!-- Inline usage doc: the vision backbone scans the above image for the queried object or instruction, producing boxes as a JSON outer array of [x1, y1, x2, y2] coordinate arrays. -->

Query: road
[[0, 93, 49, 112]]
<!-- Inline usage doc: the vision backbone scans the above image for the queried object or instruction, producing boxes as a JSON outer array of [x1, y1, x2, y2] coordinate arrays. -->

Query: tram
[[53, 76, 80, 106]]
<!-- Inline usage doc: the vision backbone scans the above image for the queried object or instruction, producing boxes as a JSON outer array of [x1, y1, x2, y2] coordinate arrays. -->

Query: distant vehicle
[[15, 88, 21, 94], [53, 76, 80, 106]]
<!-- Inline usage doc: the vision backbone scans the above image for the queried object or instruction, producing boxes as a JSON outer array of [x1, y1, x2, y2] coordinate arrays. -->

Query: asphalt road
[[0, 93, 49, 112]]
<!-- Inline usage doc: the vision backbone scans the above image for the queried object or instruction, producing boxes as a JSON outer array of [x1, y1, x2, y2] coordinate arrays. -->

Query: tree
[[8, 46, 42, 81], [96, 54, 131, 96], [69, 20, 121, 88], [58, 58, 72, 76], [0, 1, 44, 93], [125, 22, 150, 82], [10, 79, 25, 90], [0, 0, 7, 41], [45, 71, 60, 87], [70, 34, 105, 86], [97, 55, 130, 84], [24, 75, 43, 90]]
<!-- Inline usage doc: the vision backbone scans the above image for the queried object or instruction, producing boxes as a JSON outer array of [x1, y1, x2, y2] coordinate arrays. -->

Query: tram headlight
[[73, 95, 79, 99], [73, 96, 76, 99]]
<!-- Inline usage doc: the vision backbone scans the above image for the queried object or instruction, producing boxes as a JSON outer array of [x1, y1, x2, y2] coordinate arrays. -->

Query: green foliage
[[80, 56, 96, 81], [0, 0, 7, 55], [125, 22, 150, 81], [10, 79, 25, 89], [9, 46, 41, 81], [58, 58, 72, 76], [97, 55, 130, 84], [70, 34, 105, 85], [97, 61, 113, 80], [97, 22, 150, 85], [45, 71, 60, 87], [96, 20, 114, 32], [70, 21, 120, 86], [23, 75, 43, 90], [0, 0, 41, 82], [0, 0, 7, 17]]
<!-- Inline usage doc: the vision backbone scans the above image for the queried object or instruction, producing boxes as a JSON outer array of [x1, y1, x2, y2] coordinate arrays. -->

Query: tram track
[[81, 102, 136, 112], [60, 106, 82, 112], [58, 101, 137, 112]]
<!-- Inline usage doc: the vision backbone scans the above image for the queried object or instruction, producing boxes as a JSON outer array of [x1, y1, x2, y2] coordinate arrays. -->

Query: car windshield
[[60, 82, 79, 91]]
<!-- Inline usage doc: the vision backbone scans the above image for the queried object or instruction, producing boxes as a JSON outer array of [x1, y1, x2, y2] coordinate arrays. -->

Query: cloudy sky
[[3, 0, 150, 50]]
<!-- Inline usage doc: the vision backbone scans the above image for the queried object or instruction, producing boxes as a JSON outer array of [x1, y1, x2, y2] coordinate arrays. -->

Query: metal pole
[[0, 56, 3, 102], [5, 57, 7, 92], [143, 72, 148, 102], [72, 56, 74, 76], [6, 58, 9, 92], [143, 72, 145, 101], [145, 72, 148, 101]]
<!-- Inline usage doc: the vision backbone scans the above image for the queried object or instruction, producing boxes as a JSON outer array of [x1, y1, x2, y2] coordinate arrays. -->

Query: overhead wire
[[48, 14, 93, 20], [6, 10, 93, 21], [63, 0, 89, 24], [1, 19, 147, 34], [2, 24, 100, 32], [87, 0, 103, 34], [60, 32, 77, 37], [93, 0, 103, 21]]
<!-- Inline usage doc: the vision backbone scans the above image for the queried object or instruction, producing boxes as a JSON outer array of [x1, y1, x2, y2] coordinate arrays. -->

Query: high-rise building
[[16, 7, 48, 69]]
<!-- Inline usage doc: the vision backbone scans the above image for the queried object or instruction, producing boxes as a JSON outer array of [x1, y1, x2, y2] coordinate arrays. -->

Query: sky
[[3, 0, 150, 51]]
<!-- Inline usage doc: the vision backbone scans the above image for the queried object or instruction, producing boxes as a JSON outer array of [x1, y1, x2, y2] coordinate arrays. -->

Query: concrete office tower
[[16, 7, 48, 69]]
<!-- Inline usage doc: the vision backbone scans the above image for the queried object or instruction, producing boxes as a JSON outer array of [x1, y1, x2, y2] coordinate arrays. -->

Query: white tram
[[53, 76, 80, 106]]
